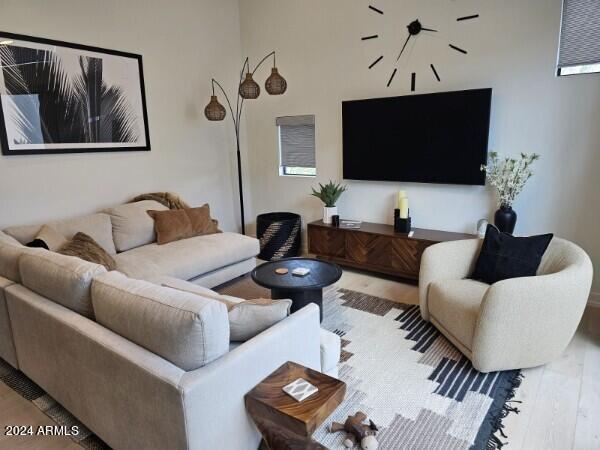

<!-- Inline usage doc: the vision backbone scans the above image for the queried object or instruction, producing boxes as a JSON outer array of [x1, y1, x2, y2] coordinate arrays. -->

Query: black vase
[[494, 206, 517, 234]]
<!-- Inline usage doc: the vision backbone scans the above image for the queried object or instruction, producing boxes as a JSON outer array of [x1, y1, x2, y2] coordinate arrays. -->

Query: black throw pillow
[[471, 225, 553, 284], [26, 239, 49, 250]]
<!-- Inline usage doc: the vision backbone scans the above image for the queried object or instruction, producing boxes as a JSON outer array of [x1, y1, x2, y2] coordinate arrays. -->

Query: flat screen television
[[342, 88, 492, 185]]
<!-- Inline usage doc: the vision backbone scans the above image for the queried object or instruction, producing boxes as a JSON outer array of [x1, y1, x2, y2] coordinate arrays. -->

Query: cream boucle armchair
[[419, 237, 593, 373]]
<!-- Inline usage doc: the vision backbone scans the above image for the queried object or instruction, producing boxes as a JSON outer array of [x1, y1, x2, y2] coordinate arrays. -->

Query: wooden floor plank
[[573, 331, 600, 450], [502, 365, 545, 449], [519, 365, 581, 450], [0, 387, 76, 449]]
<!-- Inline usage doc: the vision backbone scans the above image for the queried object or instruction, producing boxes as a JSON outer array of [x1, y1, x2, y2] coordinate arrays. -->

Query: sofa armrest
[[472, 263, 592, 372], [419, 238, 482, 321], [0, 276, 18, 368], [178, 304, 322, 450]]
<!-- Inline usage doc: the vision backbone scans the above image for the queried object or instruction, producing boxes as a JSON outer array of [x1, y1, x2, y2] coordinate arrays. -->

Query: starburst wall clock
[[361, 4, 479, 90]]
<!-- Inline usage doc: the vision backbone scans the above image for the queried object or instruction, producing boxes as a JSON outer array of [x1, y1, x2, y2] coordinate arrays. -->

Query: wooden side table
[[245, 362, 346, 450]]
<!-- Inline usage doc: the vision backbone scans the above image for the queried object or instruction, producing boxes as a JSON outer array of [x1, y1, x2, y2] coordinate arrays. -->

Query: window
[[277, 115, 316, 177], [557, 0, 600, 76]]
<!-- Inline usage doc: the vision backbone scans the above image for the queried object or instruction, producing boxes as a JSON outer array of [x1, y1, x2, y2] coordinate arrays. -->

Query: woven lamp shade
[[265, 68, 287, 95], [239, 73, 260, 99], [205, 95, 226, 121]]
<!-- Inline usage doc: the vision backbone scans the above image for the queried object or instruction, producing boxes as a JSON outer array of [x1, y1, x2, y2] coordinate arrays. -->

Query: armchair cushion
[[428, 279, 489, 351], [471, 225, 553, 284]]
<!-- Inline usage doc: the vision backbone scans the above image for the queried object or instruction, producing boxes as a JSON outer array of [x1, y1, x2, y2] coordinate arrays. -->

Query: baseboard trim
[[588, 292, 600, 308]]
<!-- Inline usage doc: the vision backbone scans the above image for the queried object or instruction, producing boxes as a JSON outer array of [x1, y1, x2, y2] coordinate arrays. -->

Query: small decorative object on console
[[329, 411, 379, 450], [331, 215, 340, 227], [339, 220, 362, 229], [394, 191, 412, 233], [394, 209, 412, 233], [292, 267, 311, 277], [310, 181, 347, 224], [283, 378, 319, 402], [480, 151, 540, 234], [397, 191, 409, 218]]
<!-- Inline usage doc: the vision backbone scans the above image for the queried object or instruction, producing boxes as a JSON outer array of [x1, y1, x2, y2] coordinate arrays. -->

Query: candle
[[397, 190, 407, 209], [399, 198, 409, 219]]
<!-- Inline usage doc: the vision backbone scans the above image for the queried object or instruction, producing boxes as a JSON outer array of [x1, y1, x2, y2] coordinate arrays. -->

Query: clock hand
[[421, 27, 438, 32], [396, 34, 412, 62]]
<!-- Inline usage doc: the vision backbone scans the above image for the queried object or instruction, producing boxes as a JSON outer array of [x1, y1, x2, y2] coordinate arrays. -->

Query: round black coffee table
[[251, 258, 342, 322]]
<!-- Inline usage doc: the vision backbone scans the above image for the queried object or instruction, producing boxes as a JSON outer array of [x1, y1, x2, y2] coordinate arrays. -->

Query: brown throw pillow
[[147, 209, 193, 245], [186, 204, 221, 236], [58, 232, 116, 271], [147, 205, 221, 245]]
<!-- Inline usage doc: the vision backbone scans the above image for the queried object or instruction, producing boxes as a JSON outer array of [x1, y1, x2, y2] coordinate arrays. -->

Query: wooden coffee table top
[[245, 361, 346, 437]]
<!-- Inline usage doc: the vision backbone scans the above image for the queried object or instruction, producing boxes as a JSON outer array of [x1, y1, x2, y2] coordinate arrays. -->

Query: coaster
[[282, 378, 319, 402], [275, 268, 289, 275], [292, 267, 310, 276]]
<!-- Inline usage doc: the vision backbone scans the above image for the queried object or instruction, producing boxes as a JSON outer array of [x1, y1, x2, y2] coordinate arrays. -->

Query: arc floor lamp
[[204, 51, 288, 235]]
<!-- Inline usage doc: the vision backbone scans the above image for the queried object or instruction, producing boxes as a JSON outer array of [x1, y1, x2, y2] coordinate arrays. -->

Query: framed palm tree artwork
[[0, 31, 150, 155]]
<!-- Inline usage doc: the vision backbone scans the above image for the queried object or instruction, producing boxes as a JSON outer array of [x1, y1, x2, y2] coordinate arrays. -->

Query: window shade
[[277, 115, 315, 168], [557, 0, 600, 73]]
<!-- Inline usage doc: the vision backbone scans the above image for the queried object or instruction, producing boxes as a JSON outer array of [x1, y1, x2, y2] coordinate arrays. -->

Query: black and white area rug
[[312, 288, 522, 450], [0, 285, 522, 450]]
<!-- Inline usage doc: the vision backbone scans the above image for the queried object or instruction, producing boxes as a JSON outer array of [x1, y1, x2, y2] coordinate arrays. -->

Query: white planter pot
[[323, 206, 338, 224]]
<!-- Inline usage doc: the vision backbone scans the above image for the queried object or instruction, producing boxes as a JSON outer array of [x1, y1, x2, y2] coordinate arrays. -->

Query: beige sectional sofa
[[3, 200, 259, 288], [0, 201, 341, 450]]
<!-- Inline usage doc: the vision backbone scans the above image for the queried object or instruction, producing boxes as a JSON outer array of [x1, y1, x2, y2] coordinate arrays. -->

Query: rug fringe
[[486, 371, 524, 450]]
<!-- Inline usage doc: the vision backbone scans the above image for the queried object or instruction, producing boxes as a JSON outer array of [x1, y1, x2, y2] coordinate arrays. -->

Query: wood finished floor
[[0, 268, 598, 449]]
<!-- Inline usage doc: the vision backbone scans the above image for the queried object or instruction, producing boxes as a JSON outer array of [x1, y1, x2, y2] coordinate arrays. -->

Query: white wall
[[240, 0, 600, 294], [0, 0, 244, 232]]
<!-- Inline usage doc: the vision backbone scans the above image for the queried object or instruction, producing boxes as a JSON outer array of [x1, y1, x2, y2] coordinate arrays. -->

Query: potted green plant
[[481, 152, 540, 234], [311, 181, 347, 224]]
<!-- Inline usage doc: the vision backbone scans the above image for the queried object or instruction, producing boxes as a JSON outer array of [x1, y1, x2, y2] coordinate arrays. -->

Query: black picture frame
[[0, 31, 151, 155]]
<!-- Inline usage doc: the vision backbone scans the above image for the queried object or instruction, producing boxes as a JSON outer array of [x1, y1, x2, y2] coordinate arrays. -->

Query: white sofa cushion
[[114, 232, 259, 281], [0, 242, 28, 282], [4, 213, 117, 255], [153, 276, 291, 342], [19, 251, 107, 319], [0, 230, 23, 247], [91, 271, 229, 371], [104, 200, 169, 252], [0, 276, 18, 368], [0, 232, 43, 282], [35, 225, 68, 251], [428, 279, 489, 351], [2, 223, 42, 245]]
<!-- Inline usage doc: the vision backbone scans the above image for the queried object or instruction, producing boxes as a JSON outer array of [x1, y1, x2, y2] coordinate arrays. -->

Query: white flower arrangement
[[481, 152, 540, 208]]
